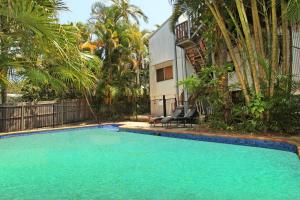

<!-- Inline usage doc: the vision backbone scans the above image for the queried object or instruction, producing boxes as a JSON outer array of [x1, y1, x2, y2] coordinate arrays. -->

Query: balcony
[[175, 21, 196, 48], [175, 19, 206, 69]]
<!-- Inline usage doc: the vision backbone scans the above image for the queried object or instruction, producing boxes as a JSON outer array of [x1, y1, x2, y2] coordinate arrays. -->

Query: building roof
[[148, 17, 172, 40]]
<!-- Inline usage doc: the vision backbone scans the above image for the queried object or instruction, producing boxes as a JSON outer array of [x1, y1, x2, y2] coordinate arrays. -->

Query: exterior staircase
[[185, 40, 206, 72], [175, 20, 207, 72]]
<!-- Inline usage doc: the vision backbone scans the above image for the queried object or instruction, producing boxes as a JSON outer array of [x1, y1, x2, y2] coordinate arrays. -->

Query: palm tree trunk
[[281, 0, 290, 75], [262, 0, 272, 60], [225, 6, 251, 91], [206, 1, 250, 103], [216, 41, 231, 123], [235, 0, 261, 95], [288, 25, 293, 93], [270, 0, 279, 97], [0, 14, 6, 104], [0, 78, 7, 104], [84, 92, 98, 122], [1, 86, 7, 104], [0, 69, 8, 104], [250, 0, 266, 82], [136, 67, 141, 86]]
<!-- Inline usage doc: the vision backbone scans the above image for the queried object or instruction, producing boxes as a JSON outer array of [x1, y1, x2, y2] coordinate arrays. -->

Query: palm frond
[[287, 0, 300, 24]]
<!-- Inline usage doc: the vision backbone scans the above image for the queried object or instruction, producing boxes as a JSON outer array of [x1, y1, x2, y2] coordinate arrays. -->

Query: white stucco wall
[[149, 20, 176, 66], [292, 28, 300, 83], [149, 19, 177, 102], [149, 18, 195, 116], [228, 29, 300, 92]]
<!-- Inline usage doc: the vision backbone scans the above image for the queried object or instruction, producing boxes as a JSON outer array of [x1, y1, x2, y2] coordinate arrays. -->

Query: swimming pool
[[0, 126, 299, 200]]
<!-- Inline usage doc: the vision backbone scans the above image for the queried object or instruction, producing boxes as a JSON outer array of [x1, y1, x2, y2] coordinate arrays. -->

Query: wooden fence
[[0, 99, 93, 133]]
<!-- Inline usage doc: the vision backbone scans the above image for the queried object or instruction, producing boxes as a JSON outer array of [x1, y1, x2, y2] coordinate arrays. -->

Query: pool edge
[[119, 127, 300, 158], [0, 124, 123, 139], [0, 123, 299, 158]]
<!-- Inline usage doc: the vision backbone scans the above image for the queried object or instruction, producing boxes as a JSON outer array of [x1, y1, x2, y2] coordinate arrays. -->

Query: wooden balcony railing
[[175, 21, 190, 43]]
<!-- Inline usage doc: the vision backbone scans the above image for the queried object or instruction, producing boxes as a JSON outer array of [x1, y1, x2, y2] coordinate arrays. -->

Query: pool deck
[[1, 121, 300, 157]]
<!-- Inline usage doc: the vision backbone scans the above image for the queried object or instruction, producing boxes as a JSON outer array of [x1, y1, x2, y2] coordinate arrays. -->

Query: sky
[[59, 0, 173, 31]]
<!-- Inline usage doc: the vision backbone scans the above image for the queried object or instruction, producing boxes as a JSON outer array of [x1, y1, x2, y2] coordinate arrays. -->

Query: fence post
[[21, 104, 25, 130], [78, 100, 81, 122], [135, 98, 138, 121], [34, 104, 37, 129], [163, 95, 167, 117], [61, 101, 64, 126], [53, 104, 55, 128]]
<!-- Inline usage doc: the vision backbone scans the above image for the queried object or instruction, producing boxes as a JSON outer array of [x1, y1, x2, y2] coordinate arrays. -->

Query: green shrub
[[180, 67, 300, 134], [268, 93, 300, 133]]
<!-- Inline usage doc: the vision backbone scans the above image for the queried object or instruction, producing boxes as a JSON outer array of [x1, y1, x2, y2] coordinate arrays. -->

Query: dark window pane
[[156, 68, 164, 82]]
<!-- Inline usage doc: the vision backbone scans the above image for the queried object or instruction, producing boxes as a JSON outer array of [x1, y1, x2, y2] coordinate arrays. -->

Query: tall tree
[[89, 1, 149, 110], [110, 0, 148, 24], [170, 0, 300, 124], [0, 0, 99, 103]]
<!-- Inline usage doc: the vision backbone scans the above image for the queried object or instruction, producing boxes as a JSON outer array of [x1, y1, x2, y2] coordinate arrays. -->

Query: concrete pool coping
[[0, 121, 299, 158], [118, 123, 300, 157]]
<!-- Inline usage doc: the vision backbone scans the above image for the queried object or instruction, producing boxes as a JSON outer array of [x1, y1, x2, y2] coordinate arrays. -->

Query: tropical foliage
[[0, 0, 150, 119], [0, 0, 101, 103], [172, 0, 300, 133], [85, 0, 150, 118]]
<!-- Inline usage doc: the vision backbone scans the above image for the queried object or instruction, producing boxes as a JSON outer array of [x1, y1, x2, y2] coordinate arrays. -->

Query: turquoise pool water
[[0, 128, 299, 200]]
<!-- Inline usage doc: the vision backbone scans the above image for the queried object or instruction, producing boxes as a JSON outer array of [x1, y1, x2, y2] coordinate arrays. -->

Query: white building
[[149, 17, 195, 116], [149, 15, 300, 116]]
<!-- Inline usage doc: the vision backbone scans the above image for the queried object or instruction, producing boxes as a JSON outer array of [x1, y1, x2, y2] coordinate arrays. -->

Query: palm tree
[[171, 0, 299, 98], [287, 0, 300, 23], [89, 1, 149, 114], [170, 0, 300, 125], [110, 0, 148, 24], [0, 0, 99, 104]]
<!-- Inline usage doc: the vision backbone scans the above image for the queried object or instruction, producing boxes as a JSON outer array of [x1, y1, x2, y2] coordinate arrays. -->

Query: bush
[[181, 67, 300, 134], [268, 93, 300, 133]]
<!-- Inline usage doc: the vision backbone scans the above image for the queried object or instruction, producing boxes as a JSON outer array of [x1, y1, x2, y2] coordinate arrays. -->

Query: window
[[156, 68, 164, 82], [156, 66, 173, 82], [164, 66, 173, 80]]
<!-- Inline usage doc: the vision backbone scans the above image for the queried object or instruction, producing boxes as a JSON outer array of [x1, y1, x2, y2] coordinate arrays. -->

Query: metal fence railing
[[150, 98, 177, 116], [150, 96, 202, 116]]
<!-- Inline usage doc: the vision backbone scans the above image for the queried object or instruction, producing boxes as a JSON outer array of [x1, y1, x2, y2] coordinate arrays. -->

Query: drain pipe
[[181, 49, 189, 113], [174, 37, 180, 107], [183, 49, 189, 111]]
